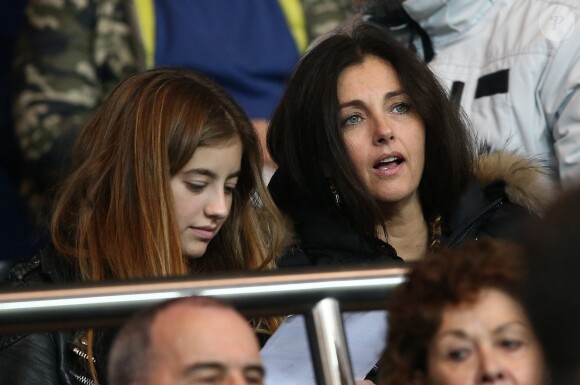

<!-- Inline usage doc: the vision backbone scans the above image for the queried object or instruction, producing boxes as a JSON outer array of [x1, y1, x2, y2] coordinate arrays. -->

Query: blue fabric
[[154, 1, 300, 120]]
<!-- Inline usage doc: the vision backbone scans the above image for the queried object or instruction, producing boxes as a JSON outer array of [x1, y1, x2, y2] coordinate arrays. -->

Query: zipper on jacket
[[72, 346, 96, 363], [69, 371, 95, 385], [69, 338, 97, 385]]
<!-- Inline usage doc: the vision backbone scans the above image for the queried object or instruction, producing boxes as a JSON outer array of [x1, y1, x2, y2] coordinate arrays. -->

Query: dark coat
[[267, 152, 555, 382], [0, 248, 115, 385], [0, 248, 271, 385], [268, 151, 555, 266]]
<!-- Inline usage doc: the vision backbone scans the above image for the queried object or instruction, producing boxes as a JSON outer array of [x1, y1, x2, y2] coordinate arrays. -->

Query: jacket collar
[[39, 245, 77, 283], [473, 151, 556, 216]]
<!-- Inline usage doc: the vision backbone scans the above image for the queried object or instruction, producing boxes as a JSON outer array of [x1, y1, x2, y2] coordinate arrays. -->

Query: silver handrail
[[0, 263, 408, 385]]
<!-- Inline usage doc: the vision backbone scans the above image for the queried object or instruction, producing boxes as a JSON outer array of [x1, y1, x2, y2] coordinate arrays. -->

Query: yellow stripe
[[134, 0, 156, 69], [278, 0, 308, 53]]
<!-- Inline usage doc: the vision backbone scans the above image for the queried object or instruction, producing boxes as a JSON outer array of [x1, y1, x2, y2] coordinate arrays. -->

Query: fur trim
[[474, 151, 558, 215]]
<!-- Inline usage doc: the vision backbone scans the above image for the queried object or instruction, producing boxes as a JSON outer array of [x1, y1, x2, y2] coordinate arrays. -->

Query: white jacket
[[403, 0, 580, 188]]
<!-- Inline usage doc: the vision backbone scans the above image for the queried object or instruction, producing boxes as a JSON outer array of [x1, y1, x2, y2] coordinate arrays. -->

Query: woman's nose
[[373, 116, 395, 145], [479, 347, 505, 383]]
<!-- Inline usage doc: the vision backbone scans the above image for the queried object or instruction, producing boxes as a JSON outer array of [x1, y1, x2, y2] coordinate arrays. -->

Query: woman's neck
[[379, 196, 428, 262]]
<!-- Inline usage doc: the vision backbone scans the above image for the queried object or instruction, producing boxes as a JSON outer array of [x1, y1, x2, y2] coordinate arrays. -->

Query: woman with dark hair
[[0, 68, 289, 385], [379, 238, 547, 385], [267, 21, 554, 264]]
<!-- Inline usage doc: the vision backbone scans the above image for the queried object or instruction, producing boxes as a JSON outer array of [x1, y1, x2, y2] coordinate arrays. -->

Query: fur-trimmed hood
[[474, 151, 557, 216]]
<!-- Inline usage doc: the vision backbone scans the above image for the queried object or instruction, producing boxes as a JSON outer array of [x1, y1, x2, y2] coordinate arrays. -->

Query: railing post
[[305, 297, 355, 385]]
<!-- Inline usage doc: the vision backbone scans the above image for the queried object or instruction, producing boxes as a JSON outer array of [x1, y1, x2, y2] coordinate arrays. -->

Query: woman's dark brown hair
[[268, 21, 474, 239]]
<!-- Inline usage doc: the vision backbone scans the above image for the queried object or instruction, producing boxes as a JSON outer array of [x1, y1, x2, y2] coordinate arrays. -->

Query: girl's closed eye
[[185, 182, 206, 193], [224, 184, 237, 195]]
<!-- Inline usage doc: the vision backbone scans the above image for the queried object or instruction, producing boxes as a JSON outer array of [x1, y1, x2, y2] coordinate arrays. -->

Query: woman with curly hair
[[379, 238, 547, 385]]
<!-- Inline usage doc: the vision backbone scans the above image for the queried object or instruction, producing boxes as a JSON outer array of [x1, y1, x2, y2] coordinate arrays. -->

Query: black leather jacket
[[0, 249, 273, 385], [0, 248, 114, 385]]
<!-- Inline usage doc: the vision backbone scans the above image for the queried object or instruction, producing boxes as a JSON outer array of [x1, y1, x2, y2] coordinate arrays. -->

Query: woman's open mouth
[[373, 155, 404, 172]]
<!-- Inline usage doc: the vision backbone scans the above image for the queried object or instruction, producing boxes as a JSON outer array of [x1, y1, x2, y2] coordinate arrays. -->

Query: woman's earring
[[329, 180, 341, 208]]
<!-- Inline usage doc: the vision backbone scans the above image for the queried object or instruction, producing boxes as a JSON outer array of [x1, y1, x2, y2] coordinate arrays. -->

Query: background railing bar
[[0, 264, 407, 333], [306, 297, 355, 385]]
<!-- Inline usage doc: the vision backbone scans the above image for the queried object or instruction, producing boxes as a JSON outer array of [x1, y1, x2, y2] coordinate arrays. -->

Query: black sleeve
[[0, 332, 65, 385]]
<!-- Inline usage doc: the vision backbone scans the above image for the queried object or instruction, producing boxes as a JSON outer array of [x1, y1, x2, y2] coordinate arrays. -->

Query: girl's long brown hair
[[50, 68, 289, 383], [52, 68, 287, 280]]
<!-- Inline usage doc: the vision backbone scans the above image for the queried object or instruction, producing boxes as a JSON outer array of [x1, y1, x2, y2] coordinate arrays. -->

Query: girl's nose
[[205, 190, 230, 219]]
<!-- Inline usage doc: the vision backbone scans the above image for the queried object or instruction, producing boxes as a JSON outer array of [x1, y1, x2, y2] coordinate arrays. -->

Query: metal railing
[[0, 263, 407, 385]]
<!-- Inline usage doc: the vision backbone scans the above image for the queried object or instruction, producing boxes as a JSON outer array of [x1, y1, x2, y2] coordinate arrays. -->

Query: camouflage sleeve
[[13, 0, 102, 165], [302, 0, 351, 39], [11, 0, 139, 225]]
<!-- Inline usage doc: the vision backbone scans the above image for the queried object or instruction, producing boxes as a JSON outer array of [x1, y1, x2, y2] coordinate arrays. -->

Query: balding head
[[108, 297, 263, 385]]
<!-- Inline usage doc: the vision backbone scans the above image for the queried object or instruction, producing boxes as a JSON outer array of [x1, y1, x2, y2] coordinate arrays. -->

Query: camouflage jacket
[[12, 0, 349, 226]]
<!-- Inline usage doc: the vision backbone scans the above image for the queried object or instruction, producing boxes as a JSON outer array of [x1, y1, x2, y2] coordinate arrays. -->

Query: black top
[[268, 170, 529, 267]]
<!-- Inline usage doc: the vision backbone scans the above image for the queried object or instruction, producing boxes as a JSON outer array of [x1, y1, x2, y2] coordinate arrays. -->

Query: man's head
[[108, 296, 264, 385]]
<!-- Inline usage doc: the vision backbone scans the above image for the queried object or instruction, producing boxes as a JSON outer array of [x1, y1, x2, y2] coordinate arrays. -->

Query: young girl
[[0, 68, 289, 385]]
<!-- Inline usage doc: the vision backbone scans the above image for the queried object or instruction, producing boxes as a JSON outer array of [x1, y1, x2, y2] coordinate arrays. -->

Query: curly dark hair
[[379, 238, 527, 385]]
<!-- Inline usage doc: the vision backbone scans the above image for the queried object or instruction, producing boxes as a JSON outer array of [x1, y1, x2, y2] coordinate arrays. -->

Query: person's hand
[[355, 381, 376, 385]]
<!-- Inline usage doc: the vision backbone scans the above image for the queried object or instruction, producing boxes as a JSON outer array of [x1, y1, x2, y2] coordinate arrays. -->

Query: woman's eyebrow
[[434, 329, 470, 341], [384, 89, 406, 100], [493, 320, 529, 334], [339, 89, 407, 109]]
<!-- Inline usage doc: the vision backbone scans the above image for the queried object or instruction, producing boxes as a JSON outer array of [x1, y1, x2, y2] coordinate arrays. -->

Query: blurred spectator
[[360, 0, 580, 189], [0, 0, 34, 263], [0, 68, 289, 385], [108, 296, 264, 385], [379, 238, 548, 385], [12, 0, 350, 229], [523, 187, 580, 385], [1, 0, 26, 179]]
